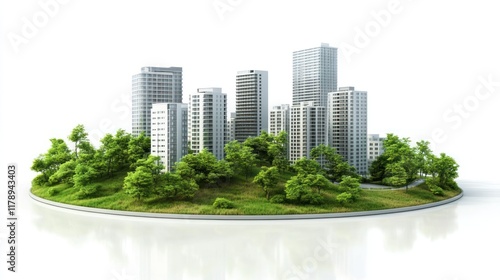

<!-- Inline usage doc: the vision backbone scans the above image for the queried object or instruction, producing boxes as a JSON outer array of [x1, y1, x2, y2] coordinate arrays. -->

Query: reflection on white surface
[[1, 181, 499, 280]]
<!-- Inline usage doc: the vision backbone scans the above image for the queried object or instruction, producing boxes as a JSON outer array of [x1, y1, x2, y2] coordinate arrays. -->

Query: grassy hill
[[31, 169, 462, 215]]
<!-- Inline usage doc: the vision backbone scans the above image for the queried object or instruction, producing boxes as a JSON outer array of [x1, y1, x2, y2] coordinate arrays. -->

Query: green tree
[[128, 132, 151, 169], [382, 162, 407, 187], [31, 138, 72, 185], [243, 131, 274, 163], [415, 140, 433, 177], [134, 155, 164, 188], [369, 153, 388, 182], [225, 141, 257, 180], [178, 149, 230, 187], [430, 153, 459, 189], [48, 160, 77, 185], [253, 166, 280, 200], [268, 131, 289, 171], [337, 176, 361, 201], [293, 158, 322, 176], [311, 144, 358, 182], [285, 175, 308, 202], [160, 172, 198, 200], [73, 162, 98, 190], [98, 130, 131, 177], [123, 166, 154, 200], [68, 124, 89, 159]]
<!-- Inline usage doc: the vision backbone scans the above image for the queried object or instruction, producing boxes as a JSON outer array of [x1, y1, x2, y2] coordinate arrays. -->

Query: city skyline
[[2, 1, 499, 183]]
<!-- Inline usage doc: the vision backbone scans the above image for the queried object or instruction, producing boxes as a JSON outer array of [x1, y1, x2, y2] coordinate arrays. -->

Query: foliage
[[253, 166, 280, 200], [224, 141, 256, 180], [336, 192, 354, 204], [128, 132, 151, 168], [123, 166, 154, 200], [302, 192, 325, 205], [48, 159, 77, 186], [213, 197, 235, 209], [293, 158, 322, 176], [311, 144, 358, 182], [270, 194, 286, 204], [68, 124, 89, 159], [243, 131, 274, 163], [160, 172, 199, 200], [382, 163, 407, 187], [268, 131, 289, 171], [31, 138, 72, 185], [177, 149, 231, 187], [47, 187, 59, 196], [430, 153, 459, 189], [285, 175, 309, 202], [338, 176, 361, 202]]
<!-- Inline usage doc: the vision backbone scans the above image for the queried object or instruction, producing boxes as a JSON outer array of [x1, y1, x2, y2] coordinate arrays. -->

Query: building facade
[[235, 70, 268, 142], [289, 101, 327, 163], [328, 87, 368, 175], [132, 66, 183, 136], [150, 103, 188, 172], [293, 43, 337, 107], [269, 104, 290, 136], [226, 112, 236, 143], [189, 88, 227, 160], [367, 134, 386, 168]]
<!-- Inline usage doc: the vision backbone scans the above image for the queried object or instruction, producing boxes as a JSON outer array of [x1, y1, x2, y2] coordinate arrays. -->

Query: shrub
[[78, 184, 101, 198], [33, 174, 49, 187], [270, 194, 286, 204], [213, 197, 235, 209], [302, 193, 324, 205], [336, 192, 354, 204], [430, 186, 444, 196], [47, 187, 59, 196]]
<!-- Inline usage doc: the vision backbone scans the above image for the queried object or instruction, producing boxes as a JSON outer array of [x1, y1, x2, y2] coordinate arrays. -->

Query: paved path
[[360, 179, 425, 190]]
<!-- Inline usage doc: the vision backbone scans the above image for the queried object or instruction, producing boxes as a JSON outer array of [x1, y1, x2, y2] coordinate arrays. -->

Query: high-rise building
[[132, 66, 183, 136], [269, 104, 290, 136], [367, 134, 386, 168], [328, 87, 368, 175], [226, 112, 236, 143], [293, 43, 337, 107], [151, 103, 188, 172], [235, 70, 268, 142], [189, 87, 227, 160], [289, 101, 327, 163]]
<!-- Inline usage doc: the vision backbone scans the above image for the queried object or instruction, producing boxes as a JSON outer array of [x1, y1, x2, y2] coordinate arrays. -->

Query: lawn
[[31, 171, 462, 215]]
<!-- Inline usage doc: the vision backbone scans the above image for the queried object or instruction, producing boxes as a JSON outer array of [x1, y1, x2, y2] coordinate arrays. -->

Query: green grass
[[31, 172, 462, 215]]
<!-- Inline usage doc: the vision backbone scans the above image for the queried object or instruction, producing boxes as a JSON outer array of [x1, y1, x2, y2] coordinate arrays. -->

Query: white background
[[1, 0, 500, 185]]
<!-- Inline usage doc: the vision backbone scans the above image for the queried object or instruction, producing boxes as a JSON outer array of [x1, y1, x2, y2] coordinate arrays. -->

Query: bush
[[33, 174, 49, 187], [302, 192, 324, 205], [78, 184, 101, 198], [426, 177, 444, 195], [270, 194, 286, 204], [336, 192, 354, 204], [430, 186, 444, 196], [213, 197, 235, 209], [47, 187, 59, 196]]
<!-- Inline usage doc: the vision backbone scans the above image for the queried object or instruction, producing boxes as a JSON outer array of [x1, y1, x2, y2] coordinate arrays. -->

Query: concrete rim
[[29, 190, 463, 220]]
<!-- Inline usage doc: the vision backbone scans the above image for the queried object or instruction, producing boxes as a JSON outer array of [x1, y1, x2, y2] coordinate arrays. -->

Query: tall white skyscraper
[[269, 104, 290, 136], [132, 66, 183, 136], [189, 87, 227, 160], [293, 43, 337, 107], [328, 87, 368, 175], [151, 103, 188, 172], [235, 70, 268, 142], [289, 101, 327, 163], [290, 43, 337, 162]]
